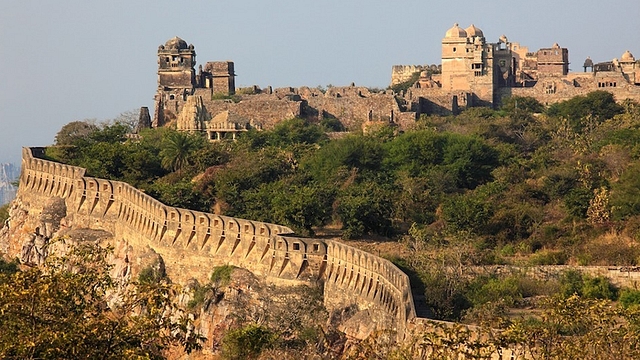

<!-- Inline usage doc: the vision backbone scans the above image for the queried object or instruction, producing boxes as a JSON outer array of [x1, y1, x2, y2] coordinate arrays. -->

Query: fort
[[15, 147, 415, 341], [150, 25, 639, 138], [10, 146, 640, 357], [3, 24, 640, 358]]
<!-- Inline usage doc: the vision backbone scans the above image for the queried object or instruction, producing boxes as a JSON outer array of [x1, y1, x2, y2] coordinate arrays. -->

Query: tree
[[0, 242, 203, 359], [112, 108, 141, 132], [336, 180, 395, 239], [221, 324, 276, 360], [160, 131, 202, 173], [501, 295, 640, 359], [547, 91, 624, 131], [500, 96, 544, 114], [54, 120, 99, 145]]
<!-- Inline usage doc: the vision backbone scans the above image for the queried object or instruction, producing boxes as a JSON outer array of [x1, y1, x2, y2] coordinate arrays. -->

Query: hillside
[[3, 92, 640, 358]]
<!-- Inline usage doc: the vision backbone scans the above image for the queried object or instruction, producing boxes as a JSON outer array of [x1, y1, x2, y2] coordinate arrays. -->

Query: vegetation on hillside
[[44, 92, 640, 322]]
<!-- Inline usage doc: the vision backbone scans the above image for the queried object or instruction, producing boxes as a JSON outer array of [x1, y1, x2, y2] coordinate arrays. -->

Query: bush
[[211, 265, 235, 286], [221, 324, 276, 360], [466, 276, 522, 307], [582, 276, 618, 300], [320, 117, 345, 132], [559, 270, 618, 300], [529, 250, 568, 265], [619, 289, 640, 308], [187, 283, 217, 310], [0, 257, 18, 275], [0, 204, 9, 229], [138, 259, 166, 284]]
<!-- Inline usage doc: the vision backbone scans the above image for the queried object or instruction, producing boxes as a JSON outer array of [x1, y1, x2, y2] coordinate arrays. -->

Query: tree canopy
[[0, 242, 203, 359]]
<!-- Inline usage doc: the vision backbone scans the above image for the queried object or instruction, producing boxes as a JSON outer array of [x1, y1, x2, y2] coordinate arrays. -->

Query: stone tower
[[441, 23, 503, 109], [201, 61, 236, 95], [537, 43, 569, 76], [154, 36, 197, 126]]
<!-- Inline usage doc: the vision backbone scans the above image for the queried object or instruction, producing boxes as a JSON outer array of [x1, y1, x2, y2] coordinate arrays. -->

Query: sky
[[1, 0, 639, 164]]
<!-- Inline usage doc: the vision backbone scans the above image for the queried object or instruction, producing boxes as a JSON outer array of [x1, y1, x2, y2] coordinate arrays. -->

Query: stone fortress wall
[[23, 146, 640, 357], [19, 147, 416, 340]]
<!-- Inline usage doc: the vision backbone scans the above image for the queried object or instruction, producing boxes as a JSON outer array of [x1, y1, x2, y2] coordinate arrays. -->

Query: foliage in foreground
[[0, 242, 204, 359], [380, 295, 640, 360]]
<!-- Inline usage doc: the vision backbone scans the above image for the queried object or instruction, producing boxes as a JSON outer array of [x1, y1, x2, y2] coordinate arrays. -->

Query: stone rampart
[[19, 147, 417, 341], [324, 240, 416, 339], [496, 72, 640, 107], [20, 148, 326, 286]]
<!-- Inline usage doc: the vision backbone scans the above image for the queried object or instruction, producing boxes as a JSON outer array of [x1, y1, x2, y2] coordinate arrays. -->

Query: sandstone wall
[[496, 72, 640, 107], [18, 147, 417, 341], [324, 240, 416, 339]]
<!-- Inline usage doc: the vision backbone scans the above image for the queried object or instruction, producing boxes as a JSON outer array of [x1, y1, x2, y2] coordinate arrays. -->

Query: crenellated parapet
[[323, 240, 416, 339], [19, 147, 416, 342]]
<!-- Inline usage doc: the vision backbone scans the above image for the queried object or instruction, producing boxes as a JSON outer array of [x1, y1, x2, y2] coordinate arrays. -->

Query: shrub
[[466, 276, 522, 307], [187, 283, 217, 310], [138, 259, 166, 284], [529, 250, 568, 265], [619, 289, 640, 308], [0, 257, 18, 275], [211, 265, 235, 286], [0, 204, 9, 229], [320, 117, 345, 132], [559, 270, 618, 300], [221, 324, 276, 360], [581, 276, 618, 300]]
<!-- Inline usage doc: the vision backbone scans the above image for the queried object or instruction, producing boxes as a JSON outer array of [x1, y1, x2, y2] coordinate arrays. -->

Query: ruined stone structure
[[154, 37, 238, 128], [392, 23, 640, 114], [151, 30, 639, 139], [152, 37, 416, 138]]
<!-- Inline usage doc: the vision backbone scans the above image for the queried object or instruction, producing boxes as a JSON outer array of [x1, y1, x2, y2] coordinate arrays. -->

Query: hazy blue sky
[[1, 0, 638, 164]]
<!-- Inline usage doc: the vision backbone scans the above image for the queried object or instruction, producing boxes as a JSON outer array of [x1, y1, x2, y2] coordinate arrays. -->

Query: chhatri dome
[[164, 36, 189, 50], [621, 50, 635, 62], [465, 24, 484, 38], [445, 23, 467, 38]]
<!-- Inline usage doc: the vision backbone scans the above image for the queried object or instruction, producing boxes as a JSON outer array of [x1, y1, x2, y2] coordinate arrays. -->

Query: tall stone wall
[[18, 147, 417, 341], [390, 65, 425, 87], [496, 72, 640, 107], [324, 241, 416, 339]]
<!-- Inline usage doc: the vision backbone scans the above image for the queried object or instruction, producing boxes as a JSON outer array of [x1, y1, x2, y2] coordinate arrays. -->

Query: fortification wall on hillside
[[19, 147, 416, 341], [20, 148, 325, 286], [496, 72, 640, 107], [324, 240, 416, 338]]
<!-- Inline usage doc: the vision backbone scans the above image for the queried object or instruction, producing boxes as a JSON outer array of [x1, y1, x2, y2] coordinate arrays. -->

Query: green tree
[[441, 193, 493, 235], [221, 324, 276, 360], [500, 96, 544, 114], [160, 131, 203, 173], [547, 90, 624, 131], [54, 120, 99, 145], [336, 180, 395, 239]]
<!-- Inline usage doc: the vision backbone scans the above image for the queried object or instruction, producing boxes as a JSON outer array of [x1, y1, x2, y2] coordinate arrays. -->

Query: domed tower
[[619, 50, 638, 84], [154, 37, 197, 127], [441, 23, 470, 91], [465, 24, 484, 41], [157, 36, 197, 90]]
